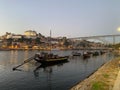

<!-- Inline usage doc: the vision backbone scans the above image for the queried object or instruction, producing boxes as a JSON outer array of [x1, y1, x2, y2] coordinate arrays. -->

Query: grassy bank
[[71, 57, 120, 90]]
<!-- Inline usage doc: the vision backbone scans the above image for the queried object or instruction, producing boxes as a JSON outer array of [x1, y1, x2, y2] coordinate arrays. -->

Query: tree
[[6, 38, 13, 46], [35, 37, 41, 44]]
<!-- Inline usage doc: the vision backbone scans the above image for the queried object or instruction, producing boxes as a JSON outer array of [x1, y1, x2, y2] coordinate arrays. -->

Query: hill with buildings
[[0, 30, 107, 50]]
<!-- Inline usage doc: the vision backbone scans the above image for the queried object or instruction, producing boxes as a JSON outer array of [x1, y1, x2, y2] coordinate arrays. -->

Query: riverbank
[[71, 57, 120, 90], [0, 47, 112, 51]]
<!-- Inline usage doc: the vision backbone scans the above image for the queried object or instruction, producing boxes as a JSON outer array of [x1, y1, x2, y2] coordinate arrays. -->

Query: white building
[[6, 32, 22, 39]]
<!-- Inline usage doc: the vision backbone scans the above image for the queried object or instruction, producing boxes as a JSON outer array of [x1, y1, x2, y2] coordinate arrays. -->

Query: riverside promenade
[[112, 62, 120, 90], [71, 57, 120, 90]]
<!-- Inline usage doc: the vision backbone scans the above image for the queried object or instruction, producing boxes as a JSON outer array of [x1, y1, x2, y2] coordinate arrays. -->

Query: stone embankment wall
[[70, 57, 120, 90]]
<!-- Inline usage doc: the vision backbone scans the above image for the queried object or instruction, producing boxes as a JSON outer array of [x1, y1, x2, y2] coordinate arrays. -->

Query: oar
[[12, 56, 35, 71]]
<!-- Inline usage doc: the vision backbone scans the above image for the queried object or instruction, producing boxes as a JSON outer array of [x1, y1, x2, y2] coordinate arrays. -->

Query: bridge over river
[[69, 34, 120, 44]]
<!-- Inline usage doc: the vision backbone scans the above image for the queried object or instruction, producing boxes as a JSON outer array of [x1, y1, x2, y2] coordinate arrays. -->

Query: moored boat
[[72, 51, 81, 56], [100, 50, 106, 55], [34, 52, 68, 64], [92, 51, 99, 56], [82, 51, 91, 59]]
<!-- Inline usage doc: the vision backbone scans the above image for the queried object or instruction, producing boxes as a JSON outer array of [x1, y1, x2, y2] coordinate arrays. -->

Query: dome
[[24, 30, 37, 36]]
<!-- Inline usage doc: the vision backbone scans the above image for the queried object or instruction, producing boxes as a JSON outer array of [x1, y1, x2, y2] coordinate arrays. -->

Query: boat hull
[[34, 57, 68, 64], [73, 54, 81, 56]]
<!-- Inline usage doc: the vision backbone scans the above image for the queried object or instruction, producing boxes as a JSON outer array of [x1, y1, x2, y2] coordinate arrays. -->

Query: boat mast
[[50, 30, 52, 53]]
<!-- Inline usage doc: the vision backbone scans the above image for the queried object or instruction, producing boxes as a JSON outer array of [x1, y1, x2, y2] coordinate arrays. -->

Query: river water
[[0, 50, 114, 90]]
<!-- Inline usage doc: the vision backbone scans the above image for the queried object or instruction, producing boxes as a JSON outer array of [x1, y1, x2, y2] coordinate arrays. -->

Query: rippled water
[[0, 50, 114, 90]]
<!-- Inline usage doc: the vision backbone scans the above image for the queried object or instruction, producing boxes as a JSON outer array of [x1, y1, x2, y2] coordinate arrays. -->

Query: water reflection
[[33, 61, 69, 78], [10, 51, 18, 64], [33, 61, 69, 90]]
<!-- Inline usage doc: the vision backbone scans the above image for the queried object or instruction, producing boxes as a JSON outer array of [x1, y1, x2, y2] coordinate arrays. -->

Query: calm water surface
[[0, 50, 114, 90]]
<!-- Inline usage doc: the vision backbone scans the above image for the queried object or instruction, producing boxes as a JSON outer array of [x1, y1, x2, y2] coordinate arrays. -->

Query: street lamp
[[112, 27, 120, 46], [113, 27, 120, 45], [117, 27, 120, 51], [117, 27, 120, 32]]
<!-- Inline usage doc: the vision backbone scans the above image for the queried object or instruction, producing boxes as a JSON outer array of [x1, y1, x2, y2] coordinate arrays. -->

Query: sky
[[0, 0, 120, 38]]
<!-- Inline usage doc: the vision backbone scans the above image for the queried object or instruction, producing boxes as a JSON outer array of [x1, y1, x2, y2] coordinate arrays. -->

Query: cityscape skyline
[[0, 0, 120, 37]]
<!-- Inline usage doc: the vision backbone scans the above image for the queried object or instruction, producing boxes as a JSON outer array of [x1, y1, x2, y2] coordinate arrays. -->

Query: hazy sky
[[0, 0, 120, 37]]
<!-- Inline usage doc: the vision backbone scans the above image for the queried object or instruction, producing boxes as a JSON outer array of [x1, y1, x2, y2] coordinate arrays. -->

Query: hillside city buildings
[[0, 30, 105, 50]]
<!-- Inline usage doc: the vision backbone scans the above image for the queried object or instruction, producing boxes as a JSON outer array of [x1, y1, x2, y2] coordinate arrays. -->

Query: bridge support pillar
[[113, 36, 115, 45]]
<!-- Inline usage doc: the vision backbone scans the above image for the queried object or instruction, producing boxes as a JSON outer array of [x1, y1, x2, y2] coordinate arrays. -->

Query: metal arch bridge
[[69, 34, 120, 44]]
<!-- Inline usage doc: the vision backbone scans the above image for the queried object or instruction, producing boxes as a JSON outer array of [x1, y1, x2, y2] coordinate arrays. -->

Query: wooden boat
[[83, 51, 91, 59], [100, 51, 106, 55], [92, 51, 99, 56], [34, 52, 68, 64], [72, 51, 81, 56]]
